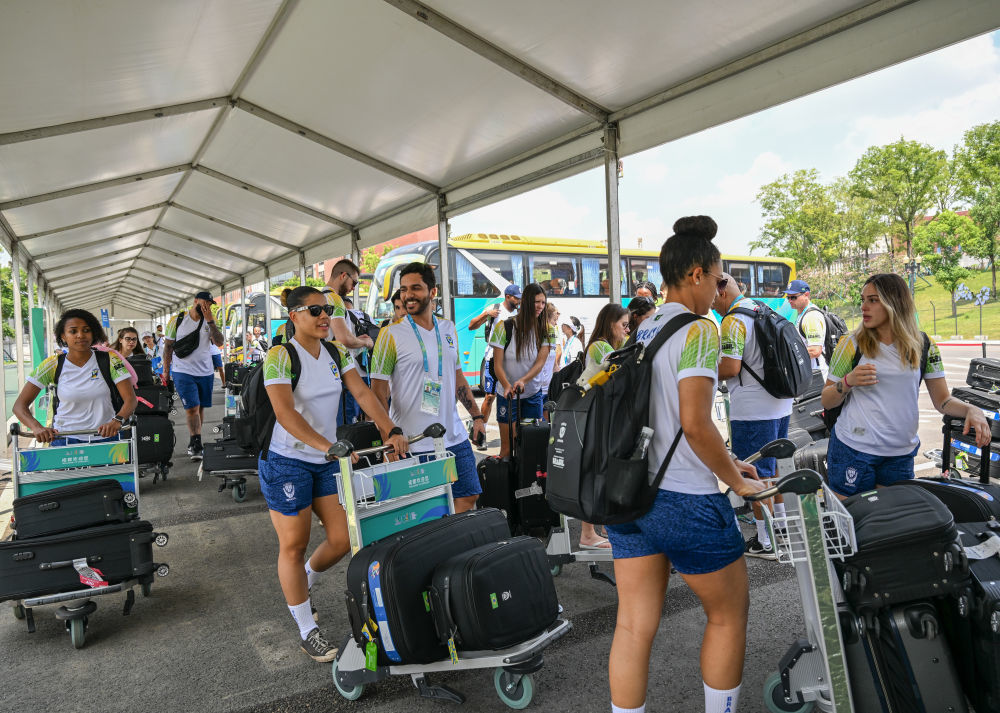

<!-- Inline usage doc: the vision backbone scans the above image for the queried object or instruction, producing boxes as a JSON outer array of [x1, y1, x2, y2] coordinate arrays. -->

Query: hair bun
[[672, 215, 717, 241]]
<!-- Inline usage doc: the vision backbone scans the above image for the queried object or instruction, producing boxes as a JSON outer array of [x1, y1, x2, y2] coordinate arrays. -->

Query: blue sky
[[451, 30, 1000, 256]]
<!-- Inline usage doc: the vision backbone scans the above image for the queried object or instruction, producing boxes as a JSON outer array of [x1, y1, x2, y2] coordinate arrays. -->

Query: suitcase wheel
[[156, 563, 170, 577], [154, 532, 169, 547], [332, 658, 365, 701], [232, 482, 248, 502], [550, 564, 562, 577], [762, 671, 812, 713], [494, 668, 534, 710], [67, 617, 87, 649]]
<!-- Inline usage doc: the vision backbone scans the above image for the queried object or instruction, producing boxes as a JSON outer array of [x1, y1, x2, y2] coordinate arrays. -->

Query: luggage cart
[[742, 469, 858, 712], [330, 423, 572, 708], [6, 422, 170, 648], [544, 517, 614, 584]]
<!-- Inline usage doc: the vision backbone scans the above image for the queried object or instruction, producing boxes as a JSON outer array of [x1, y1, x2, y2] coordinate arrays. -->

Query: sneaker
[[300, 627, 337, 662], [744, 536, 776, 561], [187, 445, 203, 461]]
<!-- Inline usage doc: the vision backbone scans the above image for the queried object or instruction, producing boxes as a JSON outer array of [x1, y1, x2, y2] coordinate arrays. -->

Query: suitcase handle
[[39, 555, 102, 570], [37, 501, 60, 512]]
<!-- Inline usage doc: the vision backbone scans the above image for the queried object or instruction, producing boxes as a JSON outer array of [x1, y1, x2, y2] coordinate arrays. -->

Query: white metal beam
[[53, 270, 132, 294], [170, 203, 292, 250], [131, 255, 227, 285], [436, 197, 452, 320], [46, 258, 136, 285], [142, 244, 242, 278], [30, 228, 151, 260], [0, 165, 190, 211], [17, 203, 167, 242], [155, 226, 265, 266], [130, 266, 204, 292], [45, 251, 144, 281], [117, 278, 185, 301]]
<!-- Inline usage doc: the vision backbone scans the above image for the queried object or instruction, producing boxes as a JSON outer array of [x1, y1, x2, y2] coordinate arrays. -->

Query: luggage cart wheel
[[154, 533, 169, 547], [763, 672, 813, 713], [68, 618, 87, 650], [331, 659, 365, 701], [233, 482, 248, 502], [156, 563, 170, 577], [141, 582, 153, 597], [494, 668, 534, 710], [12, 604, 25, 620], [212, 425, 221, 434], [550, 563, 562, 577]]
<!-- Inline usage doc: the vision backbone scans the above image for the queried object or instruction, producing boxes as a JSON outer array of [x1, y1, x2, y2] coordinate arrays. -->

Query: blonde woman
[[821, 272, 989, 497]]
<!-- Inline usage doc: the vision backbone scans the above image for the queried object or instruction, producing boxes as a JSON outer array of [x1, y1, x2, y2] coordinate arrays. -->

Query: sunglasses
[[290, 304, 336, 317], [786, 294, 800, 301], [704, 271, 729, 293], [122, 336, 138, 342]]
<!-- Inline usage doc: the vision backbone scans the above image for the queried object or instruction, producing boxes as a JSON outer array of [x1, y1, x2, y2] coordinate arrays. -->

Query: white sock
[[305, 559, 319, 589], [611, 704, 645, 713], [773, 502, 786, 518], [755, 519, 771, 547], [704, 681, 741, 713], [288, 599, 315, 639]]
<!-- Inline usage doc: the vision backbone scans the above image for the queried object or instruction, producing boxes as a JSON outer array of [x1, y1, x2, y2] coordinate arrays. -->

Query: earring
[[696, 280, 700, 285]]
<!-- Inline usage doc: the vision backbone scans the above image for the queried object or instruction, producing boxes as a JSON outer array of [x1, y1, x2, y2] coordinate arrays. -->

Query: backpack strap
[[642, 312, 708, 490], [53, 349, 123, 418], [919, 332, 930, 381], [725, 305, 762, 388], [284, 341, 343, 392], [503, 318, 514, 352]]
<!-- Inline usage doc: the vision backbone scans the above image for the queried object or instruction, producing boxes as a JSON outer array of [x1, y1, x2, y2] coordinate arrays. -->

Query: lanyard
[[406, 315, 443, 380]]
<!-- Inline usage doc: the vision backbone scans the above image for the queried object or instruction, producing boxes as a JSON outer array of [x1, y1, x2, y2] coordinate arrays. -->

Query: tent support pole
[[437, 196, 452, 321], [604, 124, 623, 306]]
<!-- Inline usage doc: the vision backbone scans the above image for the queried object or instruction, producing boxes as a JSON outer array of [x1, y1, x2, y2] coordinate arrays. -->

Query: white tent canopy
[[2, 0, 998, 329]]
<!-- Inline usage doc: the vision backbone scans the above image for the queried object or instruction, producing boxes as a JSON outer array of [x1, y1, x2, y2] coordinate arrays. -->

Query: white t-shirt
[[828, 334, 945, 456], [561, 334, 583, 367], [488, 319, 558, 398], [538, 348, 558, 392], [28, 351, 131, 434], [262, 339, 355, 463], [369, 316, 467, 453], [210, 343, 221, 356], [720, 297, 793, 421], [482, 303, 518, 368], [634, 303, 722, 495], [796, 304, 829, 378], [166, 311, 215, 377]]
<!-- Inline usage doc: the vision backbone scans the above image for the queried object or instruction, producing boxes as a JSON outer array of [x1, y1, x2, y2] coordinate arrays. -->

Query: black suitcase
[[515, 420, 560, 532], [838, 486, 968, 611], [792, 438, 828, 481], [948, 429, 1000, 479], [428, 536, 558, 651], [135, 415, 175, 465], [968, 357, 1000, 391], [127, 355, 155, 387], [202, 440, 258, 472], [0, 520, 158, 601], [13, 480, 132, 539], [795, 369, 826, 402], [336, 421, 385, 469], [344, 508, 510, 665], [788, 393, 828, 441], [893, 476, 1000, 522], [952, 386, 1000, 416], [134, 384, 170, 416], [478, 456, 517, 535]]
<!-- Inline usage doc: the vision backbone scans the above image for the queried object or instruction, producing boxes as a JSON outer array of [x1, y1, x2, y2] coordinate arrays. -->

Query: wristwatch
[[836, 381, 845, 394], [112, 415, 125, 426], [472, 415, 485, 422], [388, 426, 404, 438]]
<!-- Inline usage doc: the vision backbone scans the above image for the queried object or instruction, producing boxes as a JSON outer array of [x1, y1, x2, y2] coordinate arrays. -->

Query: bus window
[[451, 249, 524, 297], [756, 262, 791, 297], [723, 261, 754, 296], [628, 258, 662, 294], [582, 257, 627, 297], [529, 255, 580, 296]]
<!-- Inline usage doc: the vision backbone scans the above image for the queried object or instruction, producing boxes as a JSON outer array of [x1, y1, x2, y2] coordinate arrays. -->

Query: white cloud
[[450, 184, 601, 240], [637, 161, 669, 183], [684, 151, 794, 210]]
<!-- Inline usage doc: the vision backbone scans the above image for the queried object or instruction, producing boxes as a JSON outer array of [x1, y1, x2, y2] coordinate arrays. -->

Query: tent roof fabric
[[1, 0, 997, 317]]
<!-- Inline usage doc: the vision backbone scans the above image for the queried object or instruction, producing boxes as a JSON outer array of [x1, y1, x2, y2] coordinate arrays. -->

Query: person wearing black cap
[[162, 291, 224, 460]]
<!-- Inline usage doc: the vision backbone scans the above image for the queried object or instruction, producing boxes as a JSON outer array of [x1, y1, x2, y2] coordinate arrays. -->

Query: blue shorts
[[496, 391, 544, 425], [606, 489, 745, 575], [417, 439, 481, 499], [826, 428, 917, 497], [258, 450, 340, 516], [730, 415, 790, 480], [172, 372, 214, 410], [211, 353, 223, 369]]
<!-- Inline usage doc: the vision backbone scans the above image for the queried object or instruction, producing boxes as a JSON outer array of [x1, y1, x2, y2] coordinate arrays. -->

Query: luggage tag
[[447, 636, 459, 665], [964, 532, 1000, 560], [365, 640, 378, 671], [421, 379, 442, 415], [73, 558, 107, 588]]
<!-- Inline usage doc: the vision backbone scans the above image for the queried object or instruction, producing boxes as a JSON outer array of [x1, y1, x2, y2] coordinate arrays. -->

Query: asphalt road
[[0, 343, 990, 713]]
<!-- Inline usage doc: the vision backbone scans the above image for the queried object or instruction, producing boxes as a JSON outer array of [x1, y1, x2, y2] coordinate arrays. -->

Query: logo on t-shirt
[[90, 368, 100, 380], [330, 363, 340, 378], [445, 334, 455, 347]]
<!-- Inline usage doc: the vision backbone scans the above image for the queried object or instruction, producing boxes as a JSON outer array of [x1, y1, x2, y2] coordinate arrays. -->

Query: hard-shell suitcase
[[478, 456, 517, 534], [134, 385, 170, 416], [13, 480, 132, 539], [344, 508, 510, 665], [0, 520, 158, 601], [792, 438, 829, 481], [840, 608, 889, 712], [838, 486, 968, 611], [893, 476, 1000, 522], [788, 393, 828, 441], [127, 356, 155, 387], [336, 421, 384, 469], [952, 386, 1000, 417], [428, 536, 558, 651], [873, 603, 968, 713], [202, 440, 257, 473], [948, 428, 1000, 479], [968, 357, 1000, 391], [943, 522, 1000, 713], [136, 415, 175, 465], [515, 420, 560, 532]]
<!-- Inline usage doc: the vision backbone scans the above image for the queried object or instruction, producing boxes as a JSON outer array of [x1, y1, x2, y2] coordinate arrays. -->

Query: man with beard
[[321, 259, 373, 425], [370, 262, 486, 512]]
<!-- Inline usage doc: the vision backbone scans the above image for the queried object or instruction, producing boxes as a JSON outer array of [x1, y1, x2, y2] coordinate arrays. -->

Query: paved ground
[[0, 344, 989, 713]]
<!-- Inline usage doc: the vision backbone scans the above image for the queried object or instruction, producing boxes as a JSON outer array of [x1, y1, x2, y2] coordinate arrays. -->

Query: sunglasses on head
[[291, 304, 336, 317]]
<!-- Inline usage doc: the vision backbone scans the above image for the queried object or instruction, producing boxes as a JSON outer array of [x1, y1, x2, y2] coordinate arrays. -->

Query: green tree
[[955, 121, 1000, 295], [361, 243, 395, 274], [914, 210, 980, 317], [830, 177, 884, 267], [1, 266, 32, 339], [271, 275, 325, 293], [849, 138, 947, 291], [751, 169, 838, 269]]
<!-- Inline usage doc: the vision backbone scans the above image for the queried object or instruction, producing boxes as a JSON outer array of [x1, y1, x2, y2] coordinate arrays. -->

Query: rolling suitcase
[[788, 393, 828, 441], [948, 427, 1000, 479], [428, 536, 558, 651], [893, 476, 1000, 522], [136, 415, 175, 465], [134, 384, 170, 416], [477, 456, 516, 534], [0, 520, 159, 601], [344, 508, 510, 665], [515, 418, 560, 532], [127, 355, 155, 387], [13, 480, 132, 539], [952, 386, 1000, 417], [336, 421, 385, 469], [838, 486, 968, 611], [202, 440, 257, 472], [967, 357, 1000, 391], [792, 438, 828, 481]]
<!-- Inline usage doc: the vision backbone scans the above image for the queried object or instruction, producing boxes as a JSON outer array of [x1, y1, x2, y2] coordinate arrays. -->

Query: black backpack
[[240, 341, 343, 459], [546, 313, 705, 524], [800, 305, 848, 365], [53, 349, 125, 417], [547, 351, 584, 404], [487, 318, 515, 385], [822, 333, 931, 431], [728, 300, 812, 399]]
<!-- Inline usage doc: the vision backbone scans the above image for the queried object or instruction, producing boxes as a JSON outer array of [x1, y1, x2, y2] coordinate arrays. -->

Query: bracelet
[[388, 426, 404, 438], [472, 415, 485, 421]]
